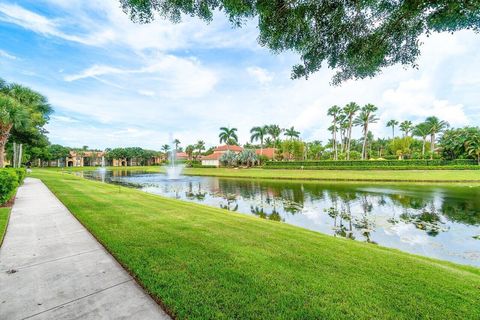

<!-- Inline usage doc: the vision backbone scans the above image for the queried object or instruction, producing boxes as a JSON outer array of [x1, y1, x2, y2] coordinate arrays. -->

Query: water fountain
[[165, 136, 184, 180], [97, 155, 107, 182]]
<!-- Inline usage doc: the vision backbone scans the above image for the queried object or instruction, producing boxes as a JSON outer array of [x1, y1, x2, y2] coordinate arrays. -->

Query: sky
[[0, 0, 479, 150]]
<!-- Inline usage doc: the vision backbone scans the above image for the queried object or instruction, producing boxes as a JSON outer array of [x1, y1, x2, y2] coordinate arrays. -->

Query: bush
[[0, 169, 19, 205], [15, 168, 26, 184], [262, 165, 480, 170], [264, 159, 477, 169]]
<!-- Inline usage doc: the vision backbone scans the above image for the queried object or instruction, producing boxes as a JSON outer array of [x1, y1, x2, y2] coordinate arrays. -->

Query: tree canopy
[[120, 0, 480, 84]]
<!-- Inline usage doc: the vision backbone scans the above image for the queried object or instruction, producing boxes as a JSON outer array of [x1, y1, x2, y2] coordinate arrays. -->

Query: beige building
[[66, 151, 105, 167]]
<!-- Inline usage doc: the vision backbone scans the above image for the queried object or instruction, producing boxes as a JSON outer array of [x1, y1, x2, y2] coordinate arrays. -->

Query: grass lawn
[[54, 165, 480, 182], [31, 169, 479, 319], [0, 208, 10, 246]]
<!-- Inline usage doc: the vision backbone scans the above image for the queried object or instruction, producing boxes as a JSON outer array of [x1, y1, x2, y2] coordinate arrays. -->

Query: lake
[[80, 169, 480, 266]]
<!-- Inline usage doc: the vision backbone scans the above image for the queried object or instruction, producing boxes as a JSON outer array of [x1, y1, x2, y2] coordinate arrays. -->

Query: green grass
[[44, 165, 480, 182], [0, 208, 10, 246], [30, 169, 479, 319]]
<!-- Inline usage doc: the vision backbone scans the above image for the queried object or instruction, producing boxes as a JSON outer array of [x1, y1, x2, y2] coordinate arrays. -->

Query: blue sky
[[1, 0, 479, 150]]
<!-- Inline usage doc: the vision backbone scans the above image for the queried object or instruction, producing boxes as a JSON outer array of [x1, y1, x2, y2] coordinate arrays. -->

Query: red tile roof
[[201, 153, 222, 160], [255, 148, 277, 159], [176, 152, 188, 159], [214, 145, 243, 152]]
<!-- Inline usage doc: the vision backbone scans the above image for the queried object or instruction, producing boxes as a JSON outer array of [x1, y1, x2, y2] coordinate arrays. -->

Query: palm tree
[[267, 124, 282, 145], [353, 104, 379, 160], [195, 140, 205, 159], [264, 137, 274, 148], [465, 132, 480, 165], [399, 120, 413, 137], [386, 119, 399, 140], [339, 115, 348, 153], [219, 127, 238, 148], [250, 125, 268, 155], [413, 122, 430, 157], [173, 138, 181, 151], [327, 105, 341, 160], [284, 126, 300, 140], [424, 116, 449, 159], [343, 102, 360, 160], [185, 145, 195, 160], [0, 81, 51, 167]]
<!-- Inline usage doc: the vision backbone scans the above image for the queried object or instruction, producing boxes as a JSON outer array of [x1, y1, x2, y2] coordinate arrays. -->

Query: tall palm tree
[[353, 104, 379, 160], [284, 126, 300, 140], [250, 125, 268, 155], [267, 124, 282, 145], [343, 102, 360, 160], [185, 145, 195, 160], [327, 105, 341, 160], [195, 140, 205, 159], [386, 119, 399, 139], [399, 120, 413, 137], [173, 138, 181, 151], [424, 116, 449, 159], [161, 144, 170, 161], [219, 127, 238, 148], [412, 122, 430, 157], [339, 114, 348, 153]]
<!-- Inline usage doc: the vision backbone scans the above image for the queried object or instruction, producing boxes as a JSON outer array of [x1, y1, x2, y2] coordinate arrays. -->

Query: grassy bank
[[0, 208, 10, 246], [31, 170, 479, 319], [47, 166, 480, 182]]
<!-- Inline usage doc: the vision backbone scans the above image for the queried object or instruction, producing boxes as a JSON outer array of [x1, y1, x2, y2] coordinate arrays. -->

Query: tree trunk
[[346, 119, 353, 160], [362, 124, 368, 160], [333, 123, 338, 160], [430, 134, 435, 160], [0, 123, 13, 168], [0, 140, 5, 168]]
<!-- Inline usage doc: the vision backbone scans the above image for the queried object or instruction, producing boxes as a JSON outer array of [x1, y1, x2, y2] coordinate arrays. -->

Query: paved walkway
[[0, 178, 170, 320]]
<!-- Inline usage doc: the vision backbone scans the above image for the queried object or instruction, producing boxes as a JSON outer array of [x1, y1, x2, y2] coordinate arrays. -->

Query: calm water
[[80, 170, 480, 266]]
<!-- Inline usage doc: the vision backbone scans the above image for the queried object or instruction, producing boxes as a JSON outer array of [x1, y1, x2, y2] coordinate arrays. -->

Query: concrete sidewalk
[[0, 178, 170, 320]]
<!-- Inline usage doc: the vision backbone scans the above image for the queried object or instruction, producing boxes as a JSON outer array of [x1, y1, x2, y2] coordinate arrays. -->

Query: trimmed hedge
[[0, 168, 26, 205], [262, 165, 480, 170], [265, 159, 477, 169]]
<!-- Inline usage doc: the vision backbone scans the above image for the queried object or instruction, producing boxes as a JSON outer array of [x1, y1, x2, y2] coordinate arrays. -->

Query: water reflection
[[78, 170, 480, 266]]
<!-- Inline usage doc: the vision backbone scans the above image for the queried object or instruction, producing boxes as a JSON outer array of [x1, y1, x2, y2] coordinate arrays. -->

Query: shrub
[[264, 159, 477, 169], [15, 168, 26, 184], [262, 165, 480, 171], [0, 170, 19, 205]]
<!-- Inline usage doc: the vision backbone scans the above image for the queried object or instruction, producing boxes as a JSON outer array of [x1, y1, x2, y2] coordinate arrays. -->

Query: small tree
[[219, 150, 237, 167]]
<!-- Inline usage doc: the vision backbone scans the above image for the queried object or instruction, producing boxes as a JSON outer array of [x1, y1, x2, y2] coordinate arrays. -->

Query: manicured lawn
[[31, 170, 479, 319], [0, 208, 10, 246], [50, 165, 480, 182]]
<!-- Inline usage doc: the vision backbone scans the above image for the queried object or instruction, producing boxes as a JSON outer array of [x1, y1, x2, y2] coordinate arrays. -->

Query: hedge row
[[262, 165, 480, 171], [0, 168, 26, 205], [265, 159, 476, 168]]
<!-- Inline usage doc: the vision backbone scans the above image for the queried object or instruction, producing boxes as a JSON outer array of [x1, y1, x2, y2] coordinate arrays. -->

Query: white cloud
[[0, 49, 16, 59], [382, 78, 468, 127], [246, 66, 273, 85], [64, 54, 218, 98], [0, 3, 115, 46], [138, 90, 155, 97], [51, 115, 79, 123]]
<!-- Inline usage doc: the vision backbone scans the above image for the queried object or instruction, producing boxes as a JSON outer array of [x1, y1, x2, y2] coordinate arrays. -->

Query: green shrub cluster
[[263, 165, 480, 171], [0, 168, 26, 205], [264, 159, 476, 169]]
